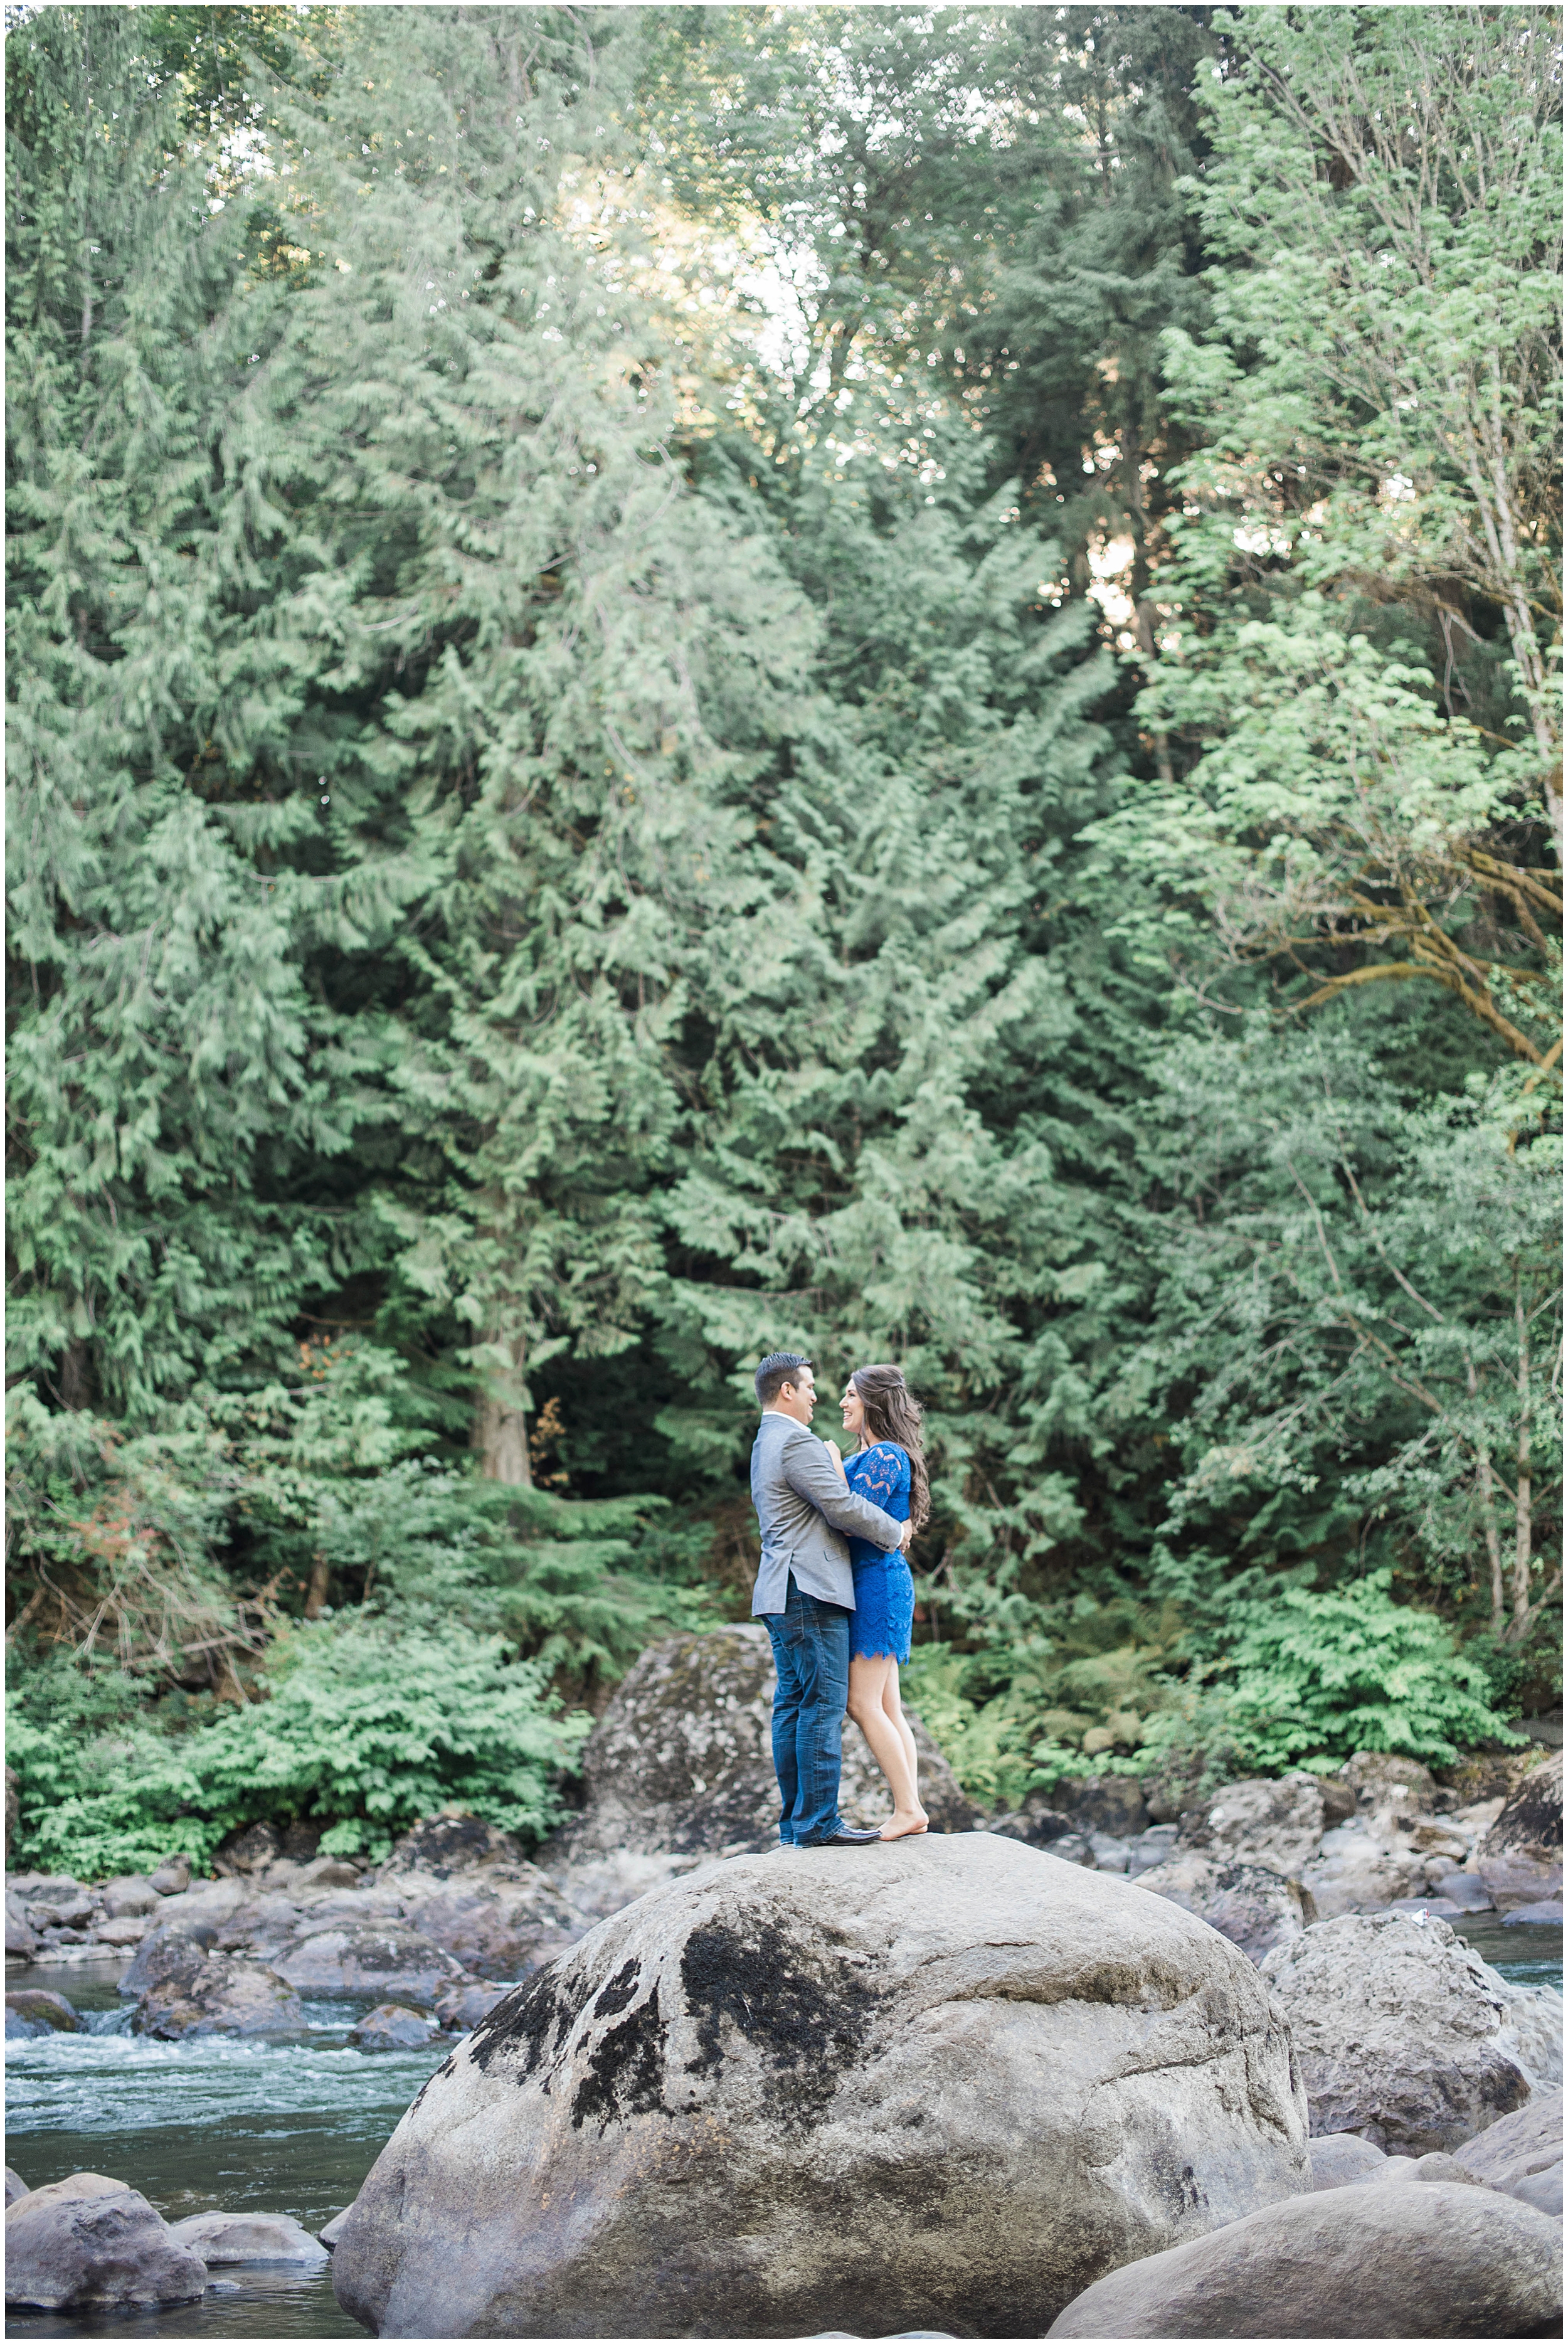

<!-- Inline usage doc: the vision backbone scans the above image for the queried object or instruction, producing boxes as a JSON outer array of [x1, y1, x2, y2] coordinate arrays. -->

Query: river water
[[6, 1927, 1562, 2341]]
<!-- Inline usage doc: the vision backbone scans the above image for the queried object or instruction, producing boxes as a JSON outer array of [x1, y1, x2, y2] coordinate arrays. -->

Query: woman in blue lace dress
[[822, 1362, 931, 1840]]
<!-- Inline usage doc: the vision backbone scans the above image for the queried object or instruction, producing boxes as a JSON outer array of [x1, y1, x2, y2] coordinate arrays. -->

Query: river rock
[[117, 1925, 212, 2000], [538, 1626, 984, 1921], [1453, 2086, 1564, 2216], [95, 1916, 154, 1948], [5, 1887, 38, 1960], [1175, 1774, 1327, 1877], [349, 2002, 442, 2052], [134, 1952, 305, 2039], [147, 1854, 193, 1895], [26, 1887, 94, 1930], [273, 1922, 463, 2001], [1047, 1774, 1150, 1838], [1045, 2178, 1562, 2338], [167, 2210, 329, 2264], [1298, 1816, 1428, 1919], [1503, 1898, 1563, 1925], [1259, 1910, 1564, 2151], [382, 1816, 527, 1875], [213, 1821, 283, 1875], [331, 1833, 1308, 2340], [8, 2008, 45, 2039], [100, 1875, 159, 1919], [1306, 2132, 1389, 2190], [5, 2175, 208, 2311], [1342, 1752, 1438, 1808], [6, 2169, 29, 2205], [6, 1989, 79, 2032], [398, 1872, 586, 1981], [433, 1980, 510, 2032], [292, 1856, 363, 1890], [1135, 1855, 1311, 1963], [1477, 1749, 1563, 1910]]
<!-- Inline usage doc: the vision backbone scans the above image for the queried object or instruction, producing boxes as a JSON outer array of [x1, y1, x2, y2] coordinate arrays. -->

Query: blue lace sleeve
[[847, 1443, 911, 1521]]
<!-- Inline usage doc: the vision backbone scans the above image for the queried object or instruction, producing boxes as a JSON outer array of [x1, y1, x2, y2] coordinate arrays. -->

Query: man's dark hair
[[755, 1350, 812, 1408]]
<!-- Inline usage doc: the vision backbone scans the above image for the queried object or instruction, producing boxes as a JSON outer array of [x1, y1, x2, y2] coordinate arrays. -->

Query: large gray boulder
[[1134, 1855, 1311, 1963], [1045, 2177, 1562, 2338], [273, 1921, 464, 2001], [1478, 1749, 1563, 1910], [331, 1833, 1308, 2340], [166, 2210, 328, 2265], [1175, 1774, 1327, 1877], [6, 1989, 80, 2034], [538, 1625, 983, 1919], [5, 2175, 208, 2311], [134, 1952, 305, 2040], [1259, 1911, 1563, 2151], [1453, 2086, 1564, 2217]]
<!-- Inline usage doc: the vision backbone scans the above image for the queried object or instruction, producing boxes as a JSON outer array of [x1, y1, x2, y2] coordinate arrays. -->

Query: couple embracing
[[748, 1350, 930, 1847]]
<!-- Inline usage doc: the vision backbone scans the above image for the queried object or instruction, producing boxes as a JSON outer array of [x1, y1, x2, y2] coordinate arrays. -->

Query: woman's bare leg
[[883, 1663, 922, 1801], [847, 1655, 924, 1834], [880, 1663, 926, 1837]]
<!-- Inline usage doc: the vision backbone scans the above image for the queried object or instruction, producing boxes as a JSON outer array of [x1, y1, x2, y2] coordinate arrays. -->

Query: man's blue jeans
[[762, 1576, 850, 1847]]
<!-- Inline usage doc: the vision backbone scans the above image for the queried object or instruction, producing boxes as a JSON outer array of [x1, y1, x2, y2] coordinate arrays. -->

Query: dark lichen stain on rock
[[468, 1965, 583, 2088], [571, 1990, 669, 2131], [591, 1961, 641, 2023], [680, 1915, 882, 2123]]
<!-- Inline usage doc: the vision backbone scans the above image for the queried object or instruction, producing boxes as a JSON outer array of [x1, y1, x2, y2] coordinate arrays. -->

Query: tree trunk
[[472, 1332, 533, 1487], [1509, 1288, 1532, 1637], [303, 1553, 331, 1620]]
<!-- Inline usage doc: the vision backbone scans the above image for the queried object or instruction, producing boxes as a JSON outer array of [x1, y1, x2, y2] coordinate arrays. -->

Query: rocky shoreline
[[5, 1627, 1563, 2335]]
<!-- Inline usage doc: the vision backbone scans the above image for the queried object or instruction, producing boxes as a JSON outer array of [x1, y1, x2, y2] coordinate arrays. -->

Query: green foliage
[[7, 1620, 591, 1880], [1214, 1572, 1522, 1772]]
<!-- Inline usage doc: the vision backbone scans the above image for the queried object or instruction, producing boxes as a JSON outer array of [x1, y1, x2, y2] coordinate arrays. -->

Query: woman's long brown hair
[[850, 1363, 931, 1533]]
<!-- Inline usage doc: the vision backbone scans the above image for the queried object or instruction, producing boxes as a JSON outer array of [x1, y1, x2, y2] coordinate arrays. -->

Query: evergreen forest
[[7, 1, 1562, 1875]]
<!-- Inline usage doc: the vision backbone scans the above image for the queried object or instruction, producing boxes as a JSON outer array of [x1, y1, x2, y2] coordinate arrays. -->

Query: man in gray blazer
[[750, 1350, 913, 1848]]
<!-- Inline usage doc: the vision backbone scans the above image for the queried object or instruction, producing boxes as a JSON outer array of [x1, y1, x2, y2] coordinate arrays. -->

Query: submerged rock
[[166, 2210, 328, 2265], [5, 2175, 208, 2311], [1259, 1911, 1563, 2151], [1045, 2178, 1562, 2339], [134, 1952, 305, 2039], [331, 1834, 1308, 2340], [1134, 1855, 1311, 1964]]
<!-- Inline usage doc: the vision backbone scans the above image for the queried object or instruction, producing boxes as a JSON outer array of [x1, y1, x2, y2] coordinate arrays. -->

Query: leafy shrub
[[7, 1619, 591, 1879], [1216, 1572, 1522, 1769]]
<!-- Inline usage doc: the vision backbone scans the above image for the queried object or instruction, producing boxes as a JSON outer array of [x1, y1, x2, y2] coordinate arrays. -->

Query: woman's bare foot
[[879, 1808, 929, 1840]]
